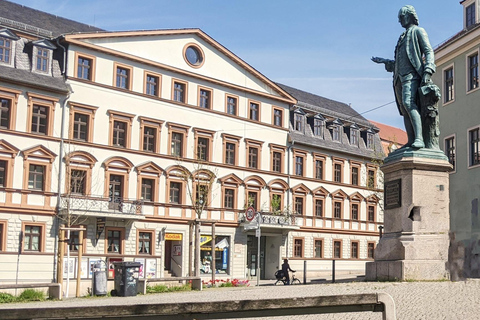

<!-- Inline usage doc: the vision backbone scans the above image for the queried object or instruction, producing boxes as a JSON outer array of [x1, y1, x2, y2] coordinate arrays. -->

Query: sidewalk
[[1, 278, 480, 319]]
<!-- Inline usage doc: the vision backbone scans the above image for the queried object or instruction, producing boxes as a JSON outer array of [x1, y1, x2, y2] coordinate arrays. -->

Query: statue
[[372, 5, 441, 150]]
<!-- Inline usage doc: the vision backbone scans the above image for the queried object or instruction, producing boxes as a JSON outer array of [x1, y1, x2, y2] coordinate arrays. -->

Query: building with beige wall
[[0, 1, 383, 295]]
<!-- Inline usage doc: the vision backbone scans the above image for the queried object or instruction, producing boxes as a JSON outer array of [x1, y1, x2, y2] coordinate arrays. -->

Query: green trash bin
[[112, 261, 141, 296]]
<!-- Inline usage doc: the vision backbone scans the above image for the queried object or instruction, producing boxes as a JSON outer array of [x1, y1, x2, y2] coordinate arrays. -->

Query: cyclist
[[281, 259, 295, 285]]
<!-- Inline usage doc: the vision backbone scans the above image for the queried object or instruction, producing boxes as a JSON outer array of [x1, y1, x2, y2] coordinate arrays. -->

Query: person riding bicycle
[[281, 259, 295, 285]]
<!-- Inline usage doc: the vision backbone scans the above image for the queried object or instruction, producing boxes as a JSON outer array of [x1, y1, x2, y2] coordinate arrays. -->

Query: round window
[[184, 45, 204, 67]]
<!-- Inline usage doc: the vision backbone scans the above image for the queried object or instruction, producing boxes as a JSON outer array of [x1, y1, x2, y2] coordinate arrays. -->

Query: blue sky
[[10, 0, 463, 128]]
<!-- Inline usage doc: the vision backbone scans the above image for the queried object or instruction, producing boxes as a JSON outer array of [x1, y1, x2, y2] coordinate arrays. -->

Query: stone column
[[366, 155, 451, 281]]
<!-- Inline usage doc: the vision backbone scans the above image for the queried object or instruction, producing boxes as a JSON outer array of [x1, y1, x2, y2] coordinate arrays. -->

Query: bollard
[[303, 260, 307, 284], [332, 260, 335, 283]]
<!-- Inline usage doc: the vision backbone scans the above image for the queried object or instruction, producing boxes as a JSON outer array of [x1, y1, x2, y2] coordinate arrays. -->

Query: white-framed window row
[[442, 63, 455, 106], [468, 124, 480, 169], [466, 48, 480, 94], [444, 133, 456, 173]]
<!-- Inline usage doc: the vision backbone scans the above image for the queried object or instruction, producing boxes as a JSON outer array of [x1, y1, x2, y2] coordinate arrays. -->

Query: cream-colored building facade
[[0, 1, 383, 295]]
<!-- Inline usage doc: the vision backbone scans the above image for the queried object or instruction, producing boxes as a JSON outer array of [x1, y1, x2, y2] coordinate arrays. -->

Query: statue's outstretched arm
[[372, 56, 395, 73]]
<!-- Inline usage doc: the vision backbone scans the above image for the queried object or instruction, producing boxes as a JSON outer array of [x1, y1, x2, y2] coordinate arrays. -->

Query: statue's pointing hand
[[371, 57, 387, 64]]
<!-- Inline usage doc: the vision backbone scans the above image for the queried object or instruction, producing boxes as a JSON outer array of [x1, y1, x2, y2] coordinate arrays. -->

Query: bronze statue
[[372, 5, 440, 150]]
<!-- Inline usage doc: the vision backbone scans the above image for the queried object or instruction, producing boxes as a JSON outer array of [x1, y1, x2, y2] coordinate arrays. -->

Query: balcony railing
[[238, 211, 296, 226], [59, 195, 143, 216]]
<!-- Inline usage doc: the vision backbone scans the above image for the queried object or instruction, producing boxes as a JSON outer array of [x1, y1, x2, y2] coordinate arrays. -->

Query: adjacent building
[[369, 120, 407, 156], [434, 0, 480, 278], [0, 0, 383, 294]]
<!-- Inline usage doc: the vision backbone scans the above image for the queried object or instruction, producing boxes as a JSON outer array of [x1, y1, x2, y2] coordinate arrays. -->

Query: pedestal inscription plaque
[[385, 179, 401, 209]]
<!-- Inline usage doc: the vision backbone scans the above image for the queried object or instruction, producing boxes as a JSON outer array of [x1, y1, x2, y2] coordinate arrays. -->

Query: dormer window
[[363, 128, 375, 149], [310, 114, 325, 137], [291, 108, 305, 133], [328, 119, 343, 142], [0, 29, 19, 66], [31, 39, 56, 74], [466, 3, 476, 28], [349, 124, 360, 146]]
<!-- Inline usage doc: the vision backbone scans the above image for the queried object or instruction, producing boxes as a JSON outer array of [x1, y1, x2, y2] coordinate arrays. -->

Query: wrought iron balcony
[[59, 195, 144, 219], [238, 211, 297, 228]]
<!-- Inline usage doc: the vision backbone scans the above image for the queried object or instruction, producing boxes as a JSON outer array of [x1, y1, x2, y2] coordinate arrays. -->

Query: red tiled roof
[[369, 120, 408, 145]]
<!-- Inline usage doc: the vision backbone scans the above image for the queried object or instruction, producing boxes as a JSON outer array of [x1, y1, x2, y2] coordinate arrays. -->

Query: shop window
[[106, 228, 124, 254], [23, 223, 44, 252], [138, 231, 154, 255], [200, 235, 230, 274]]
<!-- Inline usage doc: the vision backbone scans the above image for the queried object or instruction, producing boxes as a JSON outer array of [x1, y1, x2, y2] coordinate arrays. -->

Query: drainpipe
[[286, 140, 294, 259], [53, 36, 71, 283]]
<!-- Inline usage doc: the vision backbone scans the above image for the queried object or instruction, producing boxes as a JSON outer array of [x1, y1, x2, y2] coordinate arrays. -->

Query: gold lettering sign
[[165, 233, 182, 240], [385, 179, 402, 209]]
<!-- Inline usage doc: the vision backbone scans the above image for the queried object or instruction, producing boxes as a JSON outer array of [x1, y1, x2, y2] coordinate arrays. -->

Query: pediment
[[0, 29, 19, 40], [135, 161, 164, 176], [103, 156, 134, 171], [312, 186, 329, 197], [268, 179, 289, 191], [65, 151, 98, 167], [22, 145, 57, 162], [331, 189, 348, 199], [0, 140, 19, 157], [349, 191, 365, 202], [291, 183, 311, 195], [244, 175, 266, 188], [165, 165, 190, 178], [32, 39, 56, 50], [218, 173, 242, 186]]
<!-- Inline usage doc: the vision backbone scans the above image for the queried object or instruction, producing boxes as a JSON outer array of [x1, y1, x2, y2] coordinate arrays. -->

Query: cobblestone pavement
[[2, 279, 480, 319]]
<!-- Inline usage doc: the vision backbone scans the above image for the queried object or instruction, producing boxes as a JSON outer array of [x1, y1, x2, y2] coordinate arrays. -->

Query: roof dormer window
[[466, 3, 476, 28], [31, 39, 56, 74], [291, 108, 306, 133], [0, 29, 19, 66], [363, 128, 375, 149], [310, 114, 325, 138], [328, 118, 343, 142], [349, 123, 360, 146]]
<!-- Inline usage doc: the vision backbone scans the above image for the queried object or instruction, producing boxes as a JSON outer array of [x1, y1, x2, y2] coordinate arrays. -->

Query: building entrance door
[[164, 240, 172, 270], [247, 235, 266, 279]]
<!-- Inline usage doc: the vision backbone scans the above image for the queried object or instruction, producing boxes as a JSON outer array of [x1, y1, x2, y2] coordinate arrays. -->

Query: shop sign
[[200, 235, 212, 246], [165, 233, 182, 241]]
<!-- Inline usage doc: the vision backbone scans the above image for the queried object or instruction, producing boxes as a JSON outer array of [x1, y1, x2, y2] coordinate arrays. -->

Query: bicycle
[[274, 271, 301, 285]]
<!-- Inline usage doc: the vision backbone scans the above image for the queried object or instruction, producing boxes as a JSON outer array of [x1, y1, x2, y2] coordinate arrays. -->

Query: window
[[314, 239, 323, 258], [199, 88, 212, 109], [351, 242, 359, 259], [70, 104, 97, 142], [115, 64, 131, 90], [68, 228, 85, 252], [28, 164, 45, 190], [77, 55, 93, 80], [294, 113, 303, 131], [351, 166, 359, 185], [138, 231, 153, 255], [173, 80, 187, 103], [200, 235, 230, 274], [0, 160, 5, 187], [271, 193, 282, 212], [0, 37, 11, 63], [315, 199, 323, 217], [139, 117, 163, 153], [368, 205, 375, 222], [466, 3, 476, 28], [444, 67, 454, 103], [0, 98, 11, 129], [112, 120, 127, 147], [31, 105, 48, 135], [247, 191, 258, 211], [313, 118, 324, 137], [142, 126, 156, 152], [225, 142, 235, 165], [24, 225, 42, 252], [351, 128, 359, 146], [315, 160, 324, 180], [109, 174, 124, 210], [36, 48, 49, 72], [366, 132, 374, 149], [224, 188, 234, 209], [332, 125, 341, 141], [334, 201, 342, 219], [249, 101, 260, 121], [333, 240, 342, 259], [171, 132, 184, 157], [273, 152, 282, 173], [184, 44, 204, 68], [367, 169, 376, 188], [170, 181, 182, 204], [71, 112, 89, 141], [468, 53, 479, 91], [445, 136, 455, 170], [141, 178, 154, 201], [226, 95, 237, 115], [294, 197, 304, 215], [470, 128, 480, 166], [334, 163, 342, 183], [273, 108, 283, 127], [295, 156, 304, 176], [196, 137, 208, 161], [70, 169, 86, 195], [368, 242, 375, 259], [351, 203, 359, 220], [248, 147, 259, 169], [195, 184, 209, 206], [106, 228, 123, 253], [1, 222, 6, 251], [145, 73, 160, 96], [108, 110, 134, 148], [294, 238, 304, 258]]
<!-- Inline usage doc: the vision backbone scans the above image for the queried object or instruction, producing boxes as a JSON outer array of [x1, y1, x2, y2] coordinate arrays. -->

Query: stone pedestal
[[366, 154, 452, 281]]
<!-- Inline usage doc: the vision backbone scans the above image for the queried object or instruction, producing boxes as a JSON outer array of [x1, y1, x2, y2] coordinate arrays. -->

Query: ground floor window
[[200, 235, 230, 274]]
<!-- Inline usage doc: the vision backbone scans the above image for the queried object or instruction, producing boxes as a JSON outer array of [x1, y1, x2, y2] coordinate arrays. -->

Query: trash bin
[[112, 261, 141, 296], [92, 261, 107, 296]]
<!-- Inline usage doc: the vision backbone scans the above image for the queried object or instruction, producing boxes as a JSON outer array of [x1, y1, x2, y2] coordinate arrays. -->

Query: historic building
[[433, 0, 480, 278], [0, 0, 383, 294], [369, 120, 407, 155]]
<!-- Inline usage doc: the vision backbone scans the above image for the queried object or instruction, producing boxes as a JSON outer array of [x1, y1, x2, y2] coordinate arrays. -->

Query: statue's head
[[398, 5, 419, 27]]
